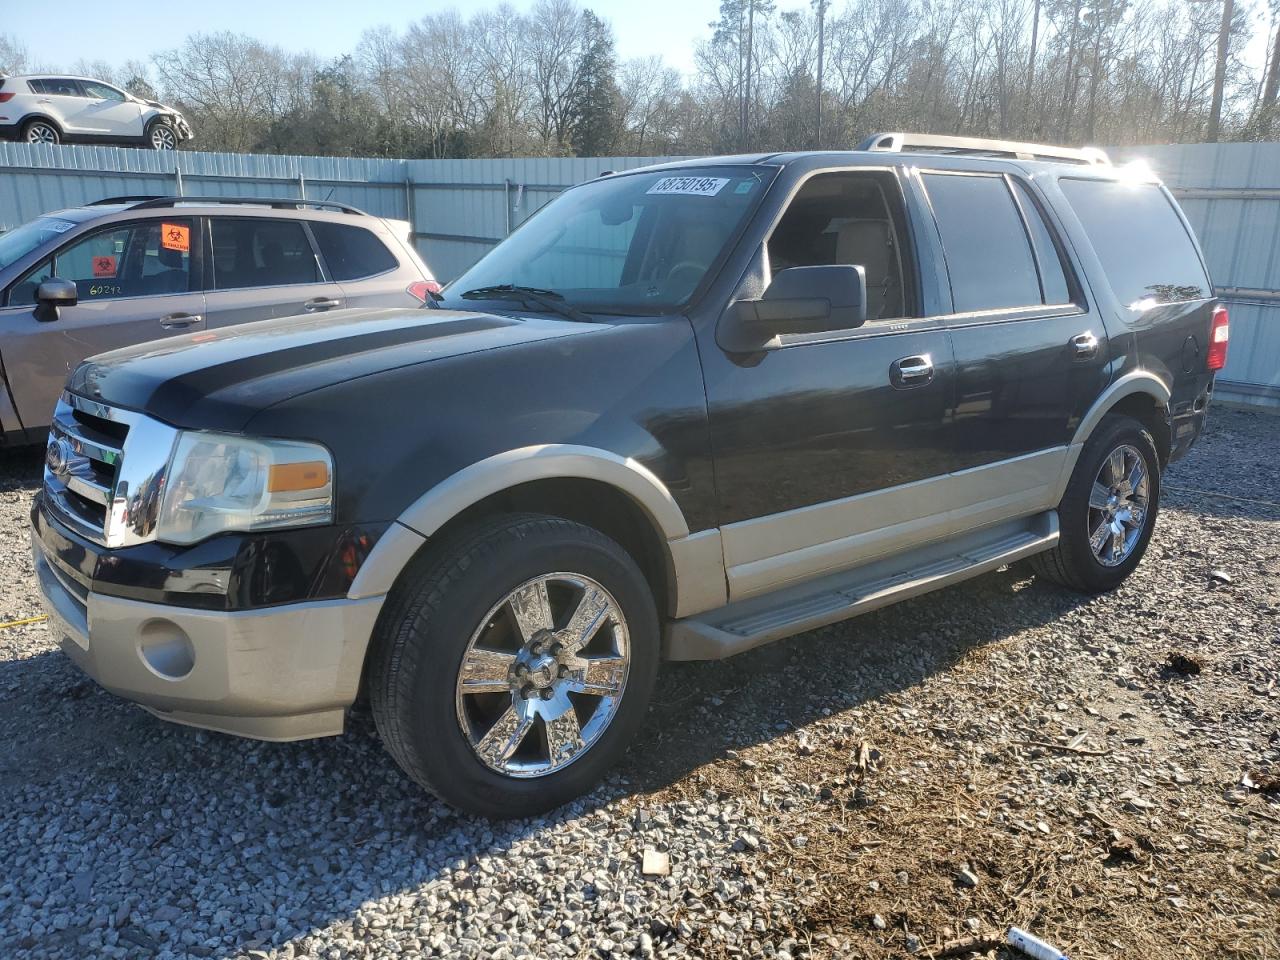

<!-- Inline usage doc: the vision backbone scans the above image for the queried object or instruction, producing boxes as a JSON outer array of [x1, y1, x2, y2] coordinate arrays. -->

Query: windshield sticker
[[160, 223, 190, 253], [92, 255, 117, 278], [734, 181, 755, 194], [646, 176, 730, 198], [45, 218, 76, 233]]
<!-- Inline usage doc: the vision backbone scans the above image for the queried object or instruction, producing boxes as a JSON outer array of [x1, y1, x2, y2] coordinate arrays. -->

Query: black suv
[[31, 133, 1224, 817]]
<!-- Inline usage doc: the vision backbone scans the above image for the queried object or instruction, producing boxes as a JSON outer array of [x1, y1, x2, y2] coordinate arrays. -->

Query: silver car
[[0, 196, 439, 441]]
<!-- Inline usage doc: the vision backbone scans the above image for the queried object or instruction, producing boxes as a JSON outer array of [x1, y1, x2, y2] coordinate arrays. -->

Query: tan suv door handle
[[305, 297, 343, 311], [159, 313, 201, 330]]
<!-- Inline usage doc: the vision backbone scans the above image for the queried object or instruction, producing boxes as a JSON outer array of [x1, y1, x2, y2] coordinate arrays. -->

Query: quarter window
[[310, 222, 399, 281], [210, 219, 320, 289], [1011, 180, 1072, 305], [923, 173, 1043, 312], [1058, 178, 1210, 309]]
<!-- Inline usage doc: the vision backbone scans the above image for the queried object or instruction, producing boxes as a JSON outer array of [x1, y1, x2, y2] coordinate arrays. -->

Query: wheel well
[[419, 478, 673, 617], [21, 115, 62, 134], [1106, 393, 1171, 465]]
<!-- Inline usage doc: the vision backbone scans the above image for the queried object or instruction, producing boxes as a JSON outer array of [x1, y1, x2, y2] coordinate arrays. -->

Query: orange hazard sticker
[[92, 255, 116, 278], [160, 222, 190, 253]]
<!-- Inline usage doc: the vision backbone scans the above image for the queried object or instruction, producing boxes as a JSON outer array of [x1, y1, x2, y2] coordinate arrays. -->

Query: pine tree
[[569, 11, 622, 156]]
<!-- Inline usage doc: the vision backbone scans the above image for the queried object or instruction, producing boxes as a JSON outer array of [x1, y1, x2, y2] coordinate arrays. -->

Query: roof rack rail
[[88, 195, 165, 206], [90, 195, 368, 215], [857, 132, 1110, 166]]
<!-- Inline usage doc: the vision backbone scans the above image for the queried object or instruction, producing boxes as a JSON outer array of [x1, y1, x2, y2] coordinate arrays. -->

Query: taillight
[[407, 280, 443, 303], [1207, 305, 1229, 371], [0, 93, 15, 103]]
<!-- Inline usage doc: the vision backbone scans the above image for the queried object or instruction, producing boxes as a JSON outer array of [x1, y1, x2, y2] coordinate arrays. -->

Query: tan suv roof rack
[[89, 195, 368, 215], [858, 132, 1110, 166]]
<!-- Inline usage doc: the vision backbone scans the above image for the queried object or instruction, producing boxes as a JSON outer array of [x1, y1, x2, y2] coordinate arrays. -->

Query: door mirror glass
[[721, 265, 867, 352]]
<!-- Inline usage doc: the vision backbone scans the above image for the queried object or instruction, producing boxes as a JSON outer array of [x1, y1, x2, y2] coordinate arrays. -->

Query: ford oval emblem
[[45, 438, 73, 478]]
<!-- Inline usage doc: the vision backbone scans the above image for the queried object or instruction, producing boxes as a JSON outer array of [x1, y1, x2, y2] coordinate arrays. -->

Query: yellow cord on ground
[[0, 614, 48, 630]]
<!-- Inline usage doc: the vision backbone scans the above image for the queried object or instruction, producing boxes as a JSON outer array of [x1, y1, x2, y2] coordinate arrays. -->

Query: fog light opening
[[137, 620, 196, 681]]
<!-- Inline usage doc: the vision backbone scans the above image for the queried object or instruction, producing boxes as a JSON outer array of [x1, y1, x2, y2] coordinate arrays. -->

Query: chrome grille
[[43, 394, 179, 547]]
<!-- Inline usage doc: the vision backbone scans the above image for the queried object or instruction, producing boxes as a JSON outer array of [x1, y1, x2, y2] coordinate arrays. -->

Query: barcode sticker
[[646, 176, 731, 197]]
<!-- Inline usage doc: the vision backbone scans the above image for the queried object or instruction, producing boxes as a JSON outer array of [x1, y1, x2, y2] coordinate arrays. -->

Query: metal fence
[[0, 140, 1275, 407]]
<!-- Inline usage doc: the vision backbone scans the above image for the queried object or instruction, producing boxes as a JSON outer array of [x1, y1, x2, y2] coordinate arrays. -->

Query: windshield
[[446, 165, 775, 314], [0, 216, 78, 272]]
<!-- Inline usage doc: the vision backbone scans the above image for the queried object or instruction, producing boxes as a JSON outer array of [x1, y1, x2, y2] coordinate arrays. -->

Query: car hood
[[66, 307, 593, 432]]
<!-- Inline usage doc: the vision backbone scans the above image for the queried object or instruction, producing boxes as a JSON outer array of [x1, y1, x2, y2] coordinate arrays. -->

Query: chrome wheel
[[1088, 443, 1150, 567], [25, 122, 58, 145], [150, 125, 177, 150], [455, 572, 630, 779]]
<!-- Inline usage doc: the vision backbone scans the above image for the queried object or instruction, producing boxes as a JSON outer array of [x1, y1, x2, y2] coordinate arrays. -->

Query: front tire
[[1033, 414, 1161, 593], [22, 120, 60, 145], [368, 514, 660, 818], [147, 120, 177, 150]]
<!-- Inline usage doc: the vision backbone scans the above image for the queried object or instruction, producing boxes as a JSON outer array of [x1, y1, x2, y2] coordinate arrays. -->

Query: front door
[[0, 216, 204, 431], [77, 81, 146, 138], [697, 169, 956, 601], [203, 216, 345, 328]]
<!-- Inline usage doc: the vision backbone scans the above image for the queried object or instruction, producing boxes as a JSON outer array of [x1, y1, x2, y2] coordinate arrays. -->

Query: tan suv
[[0, 196, 438, 442]]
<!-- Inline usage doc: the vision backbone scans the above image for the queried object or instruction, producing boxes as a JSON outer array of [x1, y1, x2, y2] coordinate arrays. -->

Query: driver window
[[10, 219, 193, 307], [82, 82, 126, 102], [767, 172, 914, 322]]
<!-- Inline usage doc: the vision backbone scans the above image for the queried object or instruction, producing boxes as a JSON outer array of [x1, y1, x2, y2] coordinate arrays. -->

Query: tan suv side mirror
[[35, 278, 77, 322]]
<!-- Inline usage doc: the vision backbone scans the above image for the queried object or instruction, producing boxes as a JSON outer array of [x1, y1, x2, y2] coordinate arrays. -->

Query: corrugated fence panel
[[0, 142, 1275, 405]]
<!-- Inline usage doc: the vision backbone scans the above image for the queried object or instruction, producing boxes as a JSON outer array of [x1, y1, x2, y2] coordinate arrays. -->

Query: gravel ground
[[1, 408, 1277, 960]]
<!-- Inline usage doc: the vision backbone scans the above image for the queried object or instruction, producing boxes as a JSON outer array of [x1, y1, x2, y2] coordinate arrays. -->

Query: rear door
[[202, 216, 345, 327], [29, 78, 93, 134], [308, 219, 422, 308], [0, 216, 204, 430], [913, 167, 1109, 517], [77, 81, 145, 138]]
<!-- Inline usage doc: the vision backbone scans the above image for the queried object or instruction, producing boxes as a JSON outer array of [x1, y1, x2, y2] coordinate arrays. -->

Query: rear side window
[[210, 218, 320, 289], [1059, 179, 1210, 309], [310, 222, 398, 281], [922, 173, 1042, 312], [29, 78, 84, 97]]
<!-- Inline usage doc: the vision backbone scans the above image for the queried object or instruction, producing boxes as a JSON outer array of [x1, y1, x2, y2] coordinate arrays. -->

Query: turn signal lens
[[1207, 306, 1229, 371], [268, 460, 330, 492]]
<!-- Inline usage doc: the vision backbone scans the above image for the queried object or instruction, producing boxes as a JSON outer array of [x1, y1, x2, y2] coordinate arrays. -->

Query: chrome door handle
[[159, 313, 201, 329], [1071, 332, 1099, 360], [891, 354, 934, 388], [305, 297, 343, 311]]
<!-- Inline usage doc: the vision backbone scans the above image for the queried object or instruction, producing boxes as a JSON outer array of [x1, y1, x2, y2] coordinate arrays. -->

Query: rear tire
[[1032, 414, 1160, 593], [367, 513, 660, 818], [22, 119, 60, 145]]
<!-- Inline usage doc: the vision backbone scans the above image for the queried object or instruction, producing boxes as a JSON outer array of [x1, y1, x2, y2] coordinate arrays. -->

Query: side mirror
[[35, 278, 77, 322], [719, 265, 867, 352]]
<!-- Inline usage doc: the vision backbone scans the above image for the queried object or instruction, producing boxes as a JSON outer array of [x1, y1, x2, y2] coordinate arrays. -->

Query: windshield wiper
[[459, 284, 594, 323]]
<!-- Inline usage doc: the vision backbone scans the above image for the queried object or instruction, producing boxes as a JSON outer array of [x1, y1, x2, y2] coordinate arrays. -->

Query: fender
[[1049, 370, 1172, 503], [348, 445, 729, 617]]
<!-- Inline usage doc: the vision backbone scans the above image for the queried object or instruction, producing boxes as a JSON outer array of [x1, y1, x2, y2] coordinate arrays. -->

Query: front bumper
[[32, 529, 384, 741]]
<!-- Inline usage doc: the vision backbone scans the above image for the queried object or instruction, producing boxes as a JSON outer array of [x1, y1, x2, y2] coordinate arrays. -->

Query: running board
[[665, 512, 1058, 661]]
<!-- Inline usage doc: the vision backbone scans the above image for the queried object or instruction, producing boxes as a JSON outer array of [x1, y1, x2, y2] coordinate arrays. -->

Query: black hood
[[67, 307, 592, 432]]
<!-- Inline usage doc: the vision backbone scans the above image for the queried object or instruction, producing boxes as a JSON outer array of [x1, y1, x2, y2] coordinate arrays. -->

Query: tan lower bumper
[[33, 536, 384, 741]]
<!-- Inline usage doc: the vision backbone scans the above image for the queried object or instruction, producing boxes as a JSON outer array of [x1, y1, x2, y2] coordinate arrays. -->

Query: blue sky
[[1, 0, 747, 77]]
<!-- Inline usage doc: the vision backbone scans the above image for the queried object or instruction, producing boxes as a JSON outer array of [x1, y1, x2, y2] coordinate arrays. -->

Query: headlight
[[156, 432, 333, 545]]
